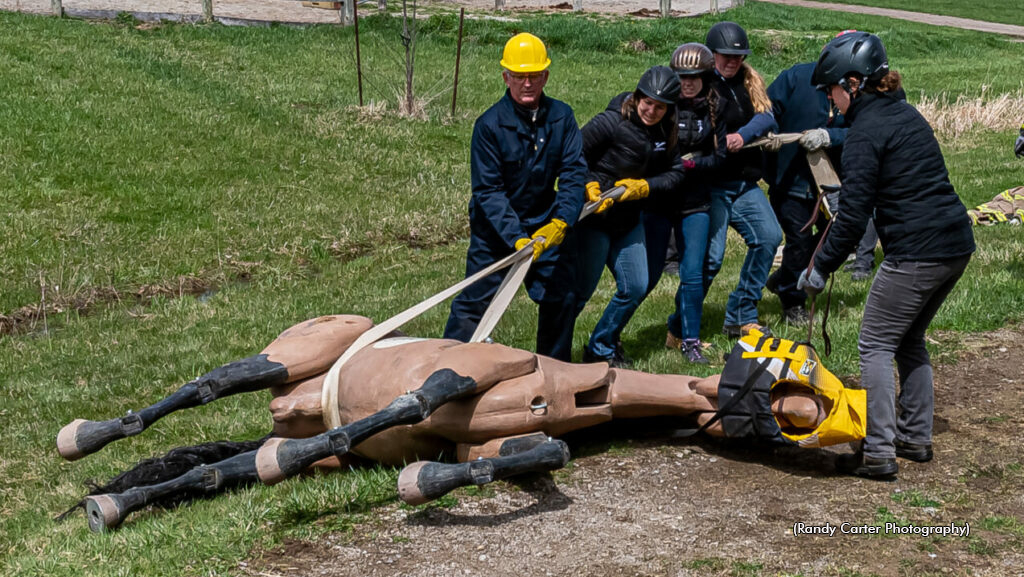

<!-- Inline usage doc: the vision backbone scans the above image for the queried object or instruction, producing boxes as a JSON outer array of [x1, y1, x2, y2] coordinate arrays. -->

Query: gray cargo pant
[[858, 255, 971, 460]]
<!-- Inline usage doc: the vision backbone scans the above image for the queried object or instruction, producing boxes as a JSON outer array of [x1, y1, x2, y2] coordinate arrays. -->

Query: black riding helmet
[[811, 31, 888, 90], [636, 65, 681, 105], [705, 21, 751, 56], [671, 43, 715, 77]]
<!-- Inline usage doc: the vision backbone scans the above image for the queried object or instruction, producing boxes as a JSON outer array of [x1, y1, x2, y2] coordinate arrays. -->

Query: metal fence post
[[51, 0, 62, 17], [660, 0, 670, 18], [202, 0, 213, 21]]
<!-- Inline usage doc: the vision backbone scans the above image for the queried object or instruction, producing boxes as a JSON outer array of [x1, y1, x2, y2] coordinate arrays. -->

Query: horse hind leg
[[59, 436, 267, 532], [56, 354, 289, 461], [397, 434, 570, 506]]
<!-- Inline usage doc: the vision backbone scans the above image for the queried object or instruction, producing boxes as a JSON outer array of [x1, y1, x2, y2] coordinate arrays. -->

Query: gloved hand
[[1015, 125, 1024, 158], [761, 134, 783, 152], [800, 128, 831, 151], [614, 178, 650, 202], [820, 184, 841, 219], [682, 159, 696, 171], [530, 218, 568, 258], [586, 181, 614, 214], [515, 237, 543, 261], [797, 266, 826, 297]]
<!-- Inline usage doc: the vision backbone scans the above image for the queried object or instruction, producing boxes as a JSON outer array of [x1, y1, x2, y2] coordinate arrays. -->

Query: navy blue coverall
[[765, 62, 848, 310], [443, 90, 588, 361]]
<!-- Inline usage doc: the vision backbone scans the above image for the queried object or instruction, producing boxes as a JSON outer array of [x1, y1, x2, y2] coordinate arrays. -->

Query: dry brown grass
[[917, 86, 1024, 138]]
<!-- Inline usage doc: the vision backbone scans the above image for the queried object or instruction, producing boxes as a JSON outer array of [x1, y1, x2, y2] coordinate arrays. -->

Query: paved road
[[756, 0, 1024, 39]]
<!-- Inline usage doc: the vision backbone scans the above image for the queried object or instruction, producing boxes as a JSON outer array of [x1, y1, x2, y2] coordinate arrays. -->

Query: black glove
[[797, 267, 826, 297], [1015, 126, 1024, 158]]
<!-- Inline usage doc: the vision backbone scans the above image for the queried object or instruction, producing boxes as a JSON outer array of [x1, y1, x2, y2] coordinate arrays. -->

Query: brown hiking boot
[[665, 331, 683, 351], [723, 323, 772, 339]]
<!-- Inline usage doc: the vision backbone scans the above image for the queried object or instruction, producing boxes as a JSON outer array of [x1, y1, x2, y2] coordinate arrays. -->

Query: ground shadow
[[405, 473, 573, 527]]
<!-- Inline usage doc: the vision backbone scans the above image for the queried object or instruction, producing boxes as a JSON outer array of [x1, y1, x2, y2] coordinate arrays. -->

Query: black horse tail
[[56, 435, 272, 521]]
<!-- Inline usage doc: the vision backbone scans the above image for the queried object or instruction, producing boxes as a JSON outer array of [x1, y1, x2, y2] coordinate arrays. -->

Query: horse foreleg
[[397, 436, 570, 506], [57, 355, 289, 460], [256, 368, 478, 485], [83, 449, 259, 533]]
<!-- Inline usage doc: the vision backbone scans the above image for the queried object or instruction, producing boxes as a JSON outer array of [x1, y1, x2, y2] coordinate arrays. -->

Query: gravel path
[[755, 0, 1024, 39]]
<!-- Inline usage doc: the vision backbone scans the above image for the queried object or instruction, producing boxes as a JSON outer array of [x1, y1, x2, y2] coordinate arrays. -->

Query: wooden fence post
[[51, 0, 62, 17], [573, 0, 581, 11], [343, 0, 355, 25], [378, 0, 386, 10], [495, 0, 504, 11], [660, 0, 670, 18], [202, 0, 213, 22]]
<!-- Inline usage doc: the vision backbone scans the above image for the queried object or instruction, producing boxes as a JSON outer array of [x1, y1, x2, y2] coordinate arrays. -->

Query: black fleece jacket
[[582, 92, 685, 234], [815, 91, 975, 275]]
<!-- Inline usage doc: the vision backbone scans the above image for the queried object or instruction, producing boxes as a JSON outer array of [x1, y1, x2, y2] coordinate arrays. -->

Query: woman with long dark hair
[[800, 32, 975, 479], [643, 43, 726, 364], [574, 66, 685, 367]]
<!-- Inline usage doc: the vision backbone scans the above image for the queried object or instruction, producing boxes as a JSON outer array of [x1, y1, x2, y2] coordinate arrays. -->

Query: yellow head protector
[[500, 33, 551, 73], [713, 330, 866, 448]]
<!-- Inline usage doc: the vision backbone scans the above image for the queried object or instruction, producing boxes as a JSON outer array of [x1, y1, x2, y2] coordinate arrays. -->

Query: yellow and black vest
[[712, 330, 866, 447]]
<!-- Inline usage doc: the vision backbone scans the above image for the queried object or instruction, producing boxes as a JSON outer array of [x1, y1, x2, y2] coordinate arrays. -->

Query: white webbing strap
[[578, 185, 625, 220], [320, 240, 538, 429], [742, 132, 803, 150], [320, 184, 629, 428]]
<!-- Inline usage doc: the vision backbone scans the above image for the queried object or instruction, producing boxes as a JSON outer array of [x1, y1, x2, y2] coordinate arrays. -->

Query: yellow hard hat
[[500, 33, 551, 73]]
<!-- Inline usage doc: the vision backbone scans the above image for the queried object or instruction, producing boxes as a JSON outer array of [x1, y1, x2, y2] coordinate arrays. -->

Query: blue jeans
[[705, 181, 783, 327], [644, 211, 710, 340], [575, 220, 648, 359]]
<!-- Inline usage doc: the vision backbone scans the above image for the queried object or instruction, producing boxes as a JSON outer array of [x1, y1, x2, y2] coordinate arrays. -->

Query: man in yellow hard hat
[[444, 32, 588, 362]]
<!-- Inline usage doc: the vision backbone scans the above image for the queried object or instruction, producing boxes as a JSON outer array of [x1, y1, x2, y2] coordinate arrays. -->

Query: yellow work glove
[[615, 178, 650, 202], [514, 237, 543, 261], [531, 218, 568, 258], [586, 181, 614, 215]]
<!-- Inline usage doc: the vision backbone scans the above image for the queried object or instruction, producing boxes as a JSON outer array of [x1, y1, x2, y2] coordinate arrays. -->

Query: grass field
[[1, 2, 1023, 575], [806, 0, 1024, 27]]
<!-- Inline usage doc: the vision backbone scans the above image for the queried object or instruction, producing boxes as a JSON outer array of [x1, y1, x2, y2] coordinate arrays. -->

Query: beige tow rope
[[320, 186, 626, 429]]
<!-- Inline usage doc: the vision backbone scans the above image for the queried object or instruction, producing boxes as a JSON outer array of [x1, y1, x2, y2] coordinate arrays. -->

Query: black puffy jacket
[[815, 91, 975, 274], [582, 92, 685, 234]]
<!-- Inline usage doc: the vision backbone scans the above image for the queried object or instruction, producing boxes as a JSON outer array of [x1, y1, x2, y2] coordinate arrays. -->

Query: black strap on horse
[[669, 356, 774, 440]]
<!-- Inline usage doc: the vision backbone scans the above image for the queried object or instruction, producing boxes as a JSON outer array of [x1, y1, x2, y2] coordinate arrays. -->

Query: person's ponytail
[[741, 62, 772, 114], [872, 70, 902, 93]]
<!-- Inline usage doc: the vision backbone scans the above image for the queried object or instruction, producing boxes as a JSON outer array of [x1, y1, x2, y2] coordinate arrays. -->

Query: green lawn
[[803, 0, 1024, 27], [1, 2, 1023, 575]]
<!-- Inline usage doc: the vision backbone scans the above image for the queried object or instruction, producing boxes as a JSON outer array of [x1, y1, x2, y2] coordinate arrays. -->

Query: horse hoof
[[56, 419, 88, 461], [255, 437, 286, 485], [397, 461, 429, 505], [85, 495, 122, 533]]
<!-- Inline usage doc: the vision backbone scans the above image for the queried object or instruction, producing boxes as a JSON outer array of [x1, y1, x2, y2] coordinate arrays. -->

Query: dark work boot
[[835, 452, 898, 479], [895, 440, 933, 463]]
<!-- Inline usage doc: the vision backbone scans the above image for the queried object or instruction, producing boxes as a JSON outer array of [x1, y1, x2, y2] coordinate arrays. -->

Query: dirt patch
[[243, 326, 1024, 576]]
